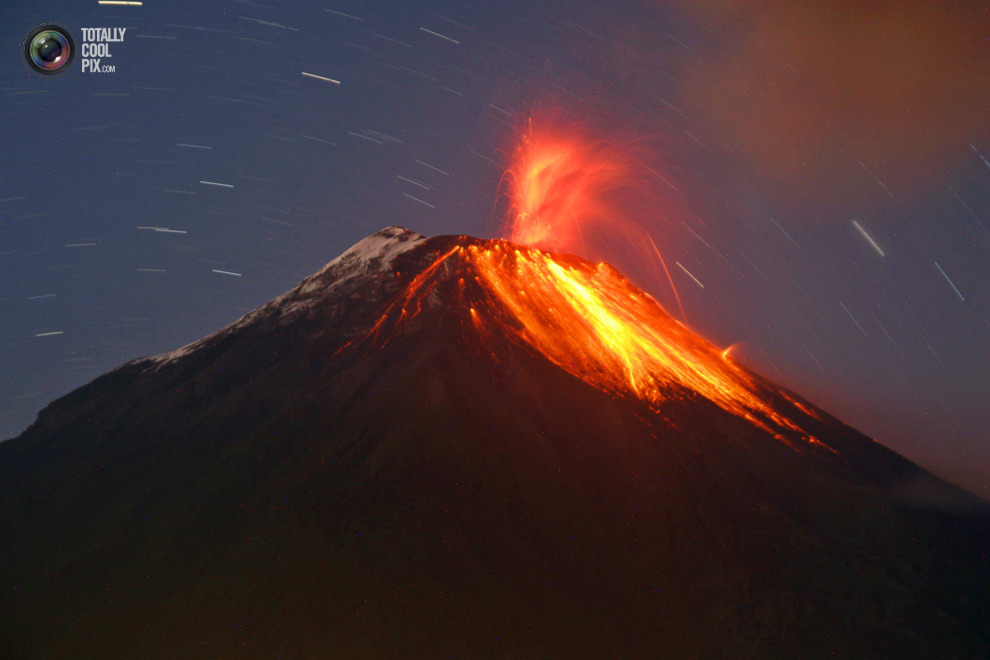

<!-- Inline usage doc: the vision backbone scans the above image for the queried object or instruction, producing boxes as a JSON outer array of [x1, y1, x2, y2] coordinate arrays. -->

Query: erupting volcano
[[2, 115, 988, 658], [480, 117, 815, 445], [503, 118, 631, 252], [2, 225, 988, 658]]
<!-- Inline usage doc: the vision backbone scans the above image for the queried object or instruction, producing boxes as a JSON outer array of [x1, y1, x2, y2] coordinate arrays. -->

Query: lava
[[364, 114, 826, 448], [502, 114, 689, 320], [366, 239, 825, 449], [504, 118, 630, 254], [464, 243, 823, 447]]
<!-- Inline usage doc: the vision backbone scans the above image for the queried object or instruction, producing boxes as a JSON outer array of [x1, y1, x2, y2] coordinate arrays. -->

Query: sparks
[[503, 118, 628, 254]]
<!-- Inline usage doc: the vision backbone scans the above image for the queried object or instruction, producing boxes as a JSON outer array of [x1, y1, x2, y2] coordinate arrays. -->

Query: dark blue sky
[[2, 1, 987, 496]]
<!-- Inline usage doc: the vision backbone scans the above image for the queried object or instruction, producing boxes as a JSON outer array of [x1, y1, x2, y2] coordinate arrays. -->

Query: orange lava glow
[[366, 240, 826, 449], [501, 114, 690, 321], [364, 114, 826, 448], [464, 243, 825, 447], [504, 119, 629, 254]]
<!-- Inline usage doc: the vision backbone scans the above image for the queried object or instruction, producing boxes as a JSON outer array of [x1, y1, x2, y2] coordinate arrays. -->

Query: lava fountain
[[363, 113, 827, 449], [501, 115, 688, 319], [503, 118, 629, 254]]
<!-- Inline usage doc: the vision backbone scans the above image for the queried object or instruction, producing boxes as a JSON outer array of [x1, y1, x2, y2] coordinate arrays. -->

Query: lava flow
[[366, 115, 826, 448], [466, 243, 823, 446], [366, 239, 824, 449]]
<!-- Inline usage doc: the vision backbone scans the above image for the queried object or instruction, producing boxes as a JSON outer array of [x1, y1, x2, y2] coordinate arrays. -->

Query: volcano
[[1, 227, 988, 659]]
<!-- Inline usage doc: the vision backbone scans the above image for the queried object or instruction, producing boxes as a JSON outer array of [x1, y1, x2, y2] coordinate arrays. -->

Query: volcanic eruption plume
[[502, 116, 632, 254], [362, 115, 828, 449], [502, 113, 693, 319]]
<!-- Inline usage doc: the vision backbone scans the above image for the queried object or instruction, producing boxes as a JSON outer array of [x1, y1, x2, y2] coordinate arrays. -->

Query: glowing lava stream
[[367, 240, 825, 450], [367, 115, 827, 448], [464, 244, 825, 448]]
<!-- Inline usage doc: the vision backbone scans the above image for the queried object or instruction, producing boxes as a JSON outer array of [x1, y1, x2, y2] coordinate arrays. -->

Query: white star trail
[[851, 220, 885, 257], [675, 261, 704, 288], [933, 261, 965, 302], [301, 72, 341, 85]]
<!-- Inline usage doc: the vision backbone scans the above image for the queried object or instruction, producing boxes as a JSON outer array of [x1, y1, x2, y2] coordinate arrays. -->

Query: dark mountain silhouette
[[1, 226, 988, 659]]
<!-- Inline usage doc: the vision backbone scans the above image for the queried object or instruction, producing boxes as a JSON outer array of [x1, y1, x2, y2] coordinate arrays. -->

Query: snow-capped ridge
[[294, 225, 425, 296], [134, 226, 426, 369]]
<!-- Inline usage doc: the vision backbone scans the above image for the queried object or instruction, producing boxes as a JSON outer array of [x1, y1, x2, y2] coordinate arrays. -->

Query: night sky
[[2, 1, 987, 496]]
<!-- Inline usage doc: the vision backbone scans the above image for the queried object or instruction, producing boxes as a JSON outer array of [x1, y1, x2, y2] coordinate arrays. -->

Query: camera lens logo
[[23, 24, 75, 76]]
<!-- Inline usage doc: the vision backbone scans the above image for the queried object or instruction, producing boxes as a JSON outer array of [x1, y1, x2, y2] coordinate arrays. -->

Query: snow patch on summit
[[294, 226, 426, 297], [134, 226, 425, 370]]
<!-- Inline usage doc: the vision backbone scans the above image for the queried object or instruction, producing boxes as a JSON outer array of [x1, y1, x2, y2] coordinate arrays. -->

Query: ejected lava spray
[[356, 110, 835, 448], [500, 112, 690, 320]]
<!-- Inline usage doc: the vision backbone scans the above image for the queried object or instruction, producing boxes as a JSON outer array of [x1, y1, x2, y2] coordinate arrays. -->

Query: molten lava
[[504, 119, 629, 254], [502, 114, 689, 321], [468, 244, 822, 446], [368, 240, 825, 450], [367, 114, 825, 448]]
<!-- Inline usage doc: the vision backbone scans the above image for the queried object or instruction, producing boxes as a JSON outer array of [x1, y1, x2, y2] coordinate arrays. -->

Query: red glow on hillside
[[363, 112, 828, 450], [367, 240, 828, 451]]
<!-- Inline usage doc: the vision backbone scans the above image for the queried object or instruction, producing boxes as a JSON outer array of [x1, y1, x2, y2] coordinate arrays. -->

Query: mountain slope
[[1, 227, 988, 659]]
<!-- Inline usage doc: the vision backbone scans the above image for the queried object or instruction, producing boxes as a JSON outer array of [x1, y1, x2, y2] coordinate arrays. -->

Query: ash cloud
[[670, 0, 989, 204]]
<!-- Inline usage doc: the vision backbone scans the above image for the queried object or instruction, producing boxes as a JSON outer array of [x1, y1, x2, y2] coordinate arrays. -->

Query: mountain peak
[[134, 226, 428, 370], [120, 227, 901, 458], [322, 225, 424, 271], [3, 226, 989, 659], [290, 225, 426, 298]]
